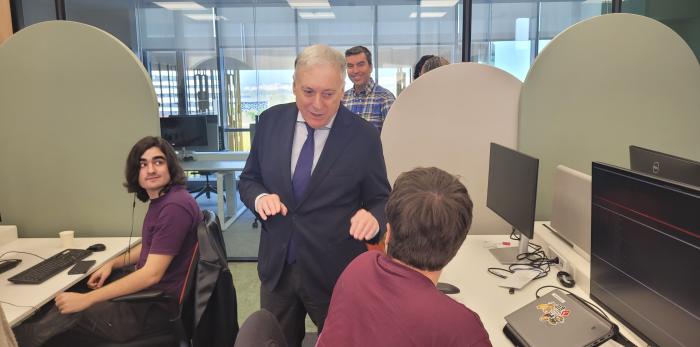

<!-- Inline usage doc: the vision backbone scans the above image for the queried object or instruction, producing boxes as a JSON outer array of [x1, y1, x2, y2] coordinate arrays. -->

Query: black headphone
[[556, 271, 576, 288]]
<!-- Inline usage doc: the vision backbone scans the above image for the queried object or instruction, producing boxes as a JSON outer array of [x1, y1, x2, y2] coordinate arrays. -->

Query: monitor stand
[[489, 232, 530, 265], [179, 147, 195, 162]]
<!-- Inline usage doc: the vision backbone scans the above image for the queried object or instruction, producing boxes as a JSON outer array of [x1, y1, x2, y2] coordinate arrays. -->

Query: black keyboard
[[8, 249, 92, 284]]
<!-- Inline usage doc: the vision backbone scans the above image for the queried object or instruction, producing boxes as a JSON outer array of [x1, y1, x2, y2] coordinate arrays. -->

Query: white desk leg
[[225, 171, 235, 226], [216, 171, 236, 230], [216, 172, 226, 226]]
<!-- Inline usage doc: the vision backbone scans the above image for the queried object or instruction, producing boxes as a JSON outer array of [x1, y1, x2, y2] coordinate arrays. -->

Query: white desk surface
[[441, 227, 647, 347], [179, 160, 246, 172], [0, 237, 141, 327]]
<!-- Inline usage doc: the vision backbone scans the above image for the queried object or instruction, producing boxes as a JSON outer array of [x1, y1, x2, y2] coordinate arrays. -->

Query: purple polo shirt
[[137, 185, 201, 296]]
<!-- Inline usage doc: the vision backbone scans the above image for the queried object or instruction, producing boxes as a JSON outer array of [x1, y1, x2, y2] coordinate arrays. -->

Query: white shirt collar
[[296, 111, 336, 129]]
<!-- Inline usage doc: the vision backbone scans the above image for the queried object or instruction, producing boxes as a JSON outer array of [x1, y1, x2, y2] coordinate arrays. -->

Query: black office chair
[[191, 171, 217, 200], [234, 309, 287, 347], [92, 210, 238, 347]]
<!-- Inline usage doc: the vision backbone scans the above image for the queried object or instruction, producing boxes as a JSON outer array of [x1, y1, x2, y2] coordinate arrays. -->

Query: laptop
[[504, 289, 614, 347]]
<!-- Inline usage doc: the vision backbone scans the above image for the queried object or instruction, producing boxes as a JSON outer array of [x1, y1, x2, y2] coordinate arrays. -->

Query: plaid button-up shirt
[[342, 78, 396, 132]]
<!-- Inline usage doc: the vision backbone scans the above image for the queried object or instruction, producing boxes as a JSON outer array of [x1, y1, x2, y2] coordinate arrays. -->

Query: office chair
[[93, 210, 238, 347], [191, 171, 217, 200], [234, 309, 287, 347]]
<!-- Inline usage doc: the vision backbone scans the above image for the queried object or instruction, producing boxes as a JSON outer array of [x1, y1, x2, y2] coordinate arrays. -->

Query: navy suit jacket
[[239, 102, 391, 301]]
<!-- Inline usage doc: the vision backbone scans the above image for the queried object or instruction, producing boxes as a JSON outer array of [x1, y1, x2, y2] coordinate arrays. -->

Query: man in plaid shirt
[[342, 46, 396, 133]]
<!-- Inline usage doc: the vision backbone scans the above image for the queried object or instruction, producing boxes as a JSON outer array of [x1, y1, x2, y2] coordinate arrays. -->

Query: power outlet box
[[548, 246, 572, 274]]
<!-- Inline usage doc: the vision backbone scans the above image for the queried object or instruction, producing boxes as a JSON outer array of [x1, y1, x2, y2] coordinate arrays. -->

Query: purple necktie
[[287, 123, 315, 263]]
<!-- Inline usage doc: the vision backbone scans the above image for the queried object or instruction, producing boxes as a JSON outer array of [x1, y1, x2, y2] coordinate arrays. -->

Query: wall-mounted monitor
[[487, 142, 539, 264], [629, 145, 700, 187], [591, 162, 699, 346], [160, 115, 219, 152]]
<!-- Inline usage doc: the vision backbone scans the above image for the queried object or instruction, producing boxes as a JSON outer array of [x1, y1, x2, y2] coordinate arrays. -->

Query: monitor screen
[[591, 162, 699, 346], [486, 142, 539, 239], [629, 145, 700, 187], [160, 115, 217, 151]]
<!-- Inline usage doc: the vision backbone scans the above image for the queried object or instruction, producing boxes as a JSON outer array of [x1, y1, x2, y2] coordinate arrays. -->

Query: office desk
[[0, 236, 141, 327], [180, 160, 247, 229], [441, 230, 646, 347]]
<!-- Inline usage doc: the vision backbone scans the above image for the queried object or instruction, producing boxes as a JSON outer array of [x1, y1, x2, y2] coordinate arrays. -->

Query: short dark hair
[[345, 46, 372, 66], [386, 167, 473, 271], [124, 136, 187, 202], [420, 56, 449, 75], [413, 55, 434, 81]]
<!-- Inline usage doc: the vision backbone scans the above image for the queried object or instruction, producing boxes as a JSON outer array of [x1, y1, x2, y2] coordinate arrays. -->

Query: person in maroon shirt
[[14, 136, 200, 347], [317, 167, 492, 347]]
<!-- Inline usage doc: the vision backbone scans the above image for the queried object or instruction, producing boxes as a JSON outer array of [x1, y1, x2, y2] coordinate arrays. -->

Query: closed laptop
[[504, 289, 614, 347]]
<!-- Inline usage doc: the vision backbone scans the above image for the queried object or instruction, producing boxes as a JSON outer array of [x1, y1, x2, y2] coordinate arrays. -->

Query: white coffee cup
[[59, 230, 74, 248]]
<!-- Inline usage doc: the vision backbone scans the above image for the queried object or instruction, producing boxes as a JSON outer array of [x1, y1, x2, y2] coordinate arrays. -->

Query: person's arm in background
[[381, 92, 395, 122]]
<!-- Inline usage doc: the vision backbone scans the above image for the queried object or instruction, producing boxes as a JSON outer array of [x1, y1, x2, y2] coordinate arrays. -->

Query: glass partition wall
[[136, 1, 464, 152]]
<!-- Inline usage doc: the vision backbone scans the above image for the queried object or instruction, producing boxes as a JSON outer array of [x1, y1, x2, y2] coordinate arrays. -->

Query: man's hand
[[87, 260, 113, 290], [256, 194, 288, 221], [349, 209, 379, 241], [55, 292, 94, 314]]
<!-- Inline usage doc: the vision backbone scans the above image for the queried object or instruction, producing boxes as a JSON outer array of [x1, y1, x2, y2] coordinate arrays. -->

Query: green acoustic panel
[[383, 62, 521, 235], [519, 13, 700, 220], [0, 21, 159, 237]]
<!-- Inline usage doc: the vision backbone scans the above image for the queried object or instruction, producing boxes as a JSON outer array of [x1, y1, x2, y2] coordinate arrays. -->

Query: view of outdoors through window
[[130, 1, 609, 151]]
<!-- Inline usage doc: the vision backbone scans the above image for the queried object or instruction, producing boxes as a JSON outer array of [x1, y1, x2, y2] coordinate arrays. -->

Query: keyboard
[[7, 249, 93, 284]]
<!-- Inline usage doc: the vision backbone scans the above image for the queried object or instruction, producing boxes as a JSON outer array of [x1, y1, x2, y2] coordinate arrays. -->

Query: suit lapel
[[296, 107, 354, 207], [278, 105, 297, 206]]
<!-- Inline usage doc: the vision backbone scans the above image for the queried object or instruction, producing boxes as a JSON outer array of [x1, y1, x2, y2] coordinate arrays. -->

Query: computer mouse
[[557, 271, 576, 288], [87, 243, 106, 252], [0, 259, 21, 274]]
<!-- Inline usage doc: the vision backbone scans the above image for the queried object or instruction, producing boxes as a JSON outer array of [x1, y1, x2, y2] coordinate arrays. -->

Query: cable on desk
[[487, 243, 559, 282], [0, 251, 45, 260], [0, 299, 35, 309], [535, 285, 608, 320]]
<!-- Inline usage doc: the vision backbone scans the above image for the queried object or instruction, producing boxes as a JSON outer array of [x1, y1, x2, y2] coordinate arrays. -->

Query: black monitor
[[591, 162, 699, 346], [629, 145, 700, 187], [160, 115, 218, 152], [486, 142, 539, 264]]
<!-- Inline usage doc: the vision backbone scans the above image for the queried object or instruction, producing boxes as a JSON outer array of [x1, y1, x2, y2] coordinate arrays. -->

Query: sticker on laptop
[[537, 302, 571, 326]]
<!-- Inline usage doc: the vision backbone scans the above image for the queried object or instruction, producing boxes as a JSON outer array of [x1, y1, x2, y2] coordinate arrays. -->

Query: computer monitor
[[591, 162, 699, 346], [486, 142, 539, 264], [629, 145, 700, 187], [549, 165, 592, 261], [159, 115, 219, 152]]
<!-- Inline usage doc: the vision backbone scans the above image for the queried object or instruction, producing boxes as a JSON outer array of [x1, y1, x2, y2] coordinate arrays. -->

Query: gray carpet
[[192, 185, 259, 259]]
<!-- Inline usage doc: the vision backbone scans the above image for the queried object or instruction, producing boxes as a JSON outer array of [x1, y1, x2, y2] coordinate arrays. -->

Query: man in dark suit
[[239, 44, 391, 347]]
